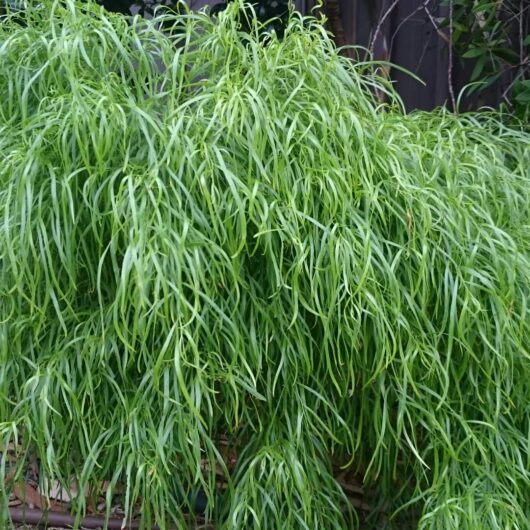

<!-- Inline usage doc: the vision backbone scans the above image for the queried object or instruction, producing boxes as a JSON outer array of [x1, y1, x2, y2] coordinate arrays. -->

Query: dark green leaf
[[462, 47, 486, 59], [492, 47, 519, 64], [515, 90, 530, 103], [470, 54, 487, 80]]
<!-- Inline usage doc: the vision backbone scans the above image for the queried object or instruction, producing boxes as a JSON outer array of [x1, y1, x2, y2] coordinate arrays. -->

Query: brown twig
[[448, 0, 457, 111], [9, 507, 215, 530], [519, 0, 524, 66], [422, 2, 450, 45], [369, 0, 400, 57], [501, 59, 530, 103], [9, 507, 162, 529]]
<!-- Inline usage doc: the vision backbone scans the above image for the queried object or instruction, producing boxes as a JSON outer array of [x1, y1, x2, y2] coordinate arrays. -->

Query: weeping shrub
[[0, 1, 529, 529]]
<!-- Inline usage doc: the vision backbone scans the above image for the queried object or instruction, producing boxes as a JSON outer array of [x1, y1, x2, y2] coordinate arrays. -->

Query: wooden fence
[[298, 0, 521, 112]]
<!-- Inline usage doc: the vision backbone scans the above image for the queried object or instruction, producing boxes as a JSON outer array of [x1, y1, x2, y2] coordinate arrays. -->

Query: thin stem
[[448, 0, 456, 111]]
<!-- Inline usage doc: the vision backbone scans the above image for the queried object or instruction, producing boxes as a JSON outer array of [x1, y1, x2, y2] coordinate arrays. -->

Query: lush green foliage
[[445, 0, 530, 116], [1, 1, 529, 528]]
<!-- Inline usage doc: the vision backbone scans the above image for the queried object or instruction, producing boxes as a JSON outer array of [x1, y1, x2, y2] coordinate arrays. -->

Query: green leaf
[[471, 2, 497, 14], [517, 80, 530, 89], [482, 71, 502, 88], [462, 47, 486, 59], [470, 54, 487, 81], [515, 90, 530, 103], [492, 47, 519, 63]]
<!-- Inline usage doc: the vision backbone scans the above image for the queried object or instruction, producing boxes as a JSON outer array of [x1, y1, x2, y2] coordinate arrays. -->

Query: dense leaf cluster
[[1, 2, 529, 529]]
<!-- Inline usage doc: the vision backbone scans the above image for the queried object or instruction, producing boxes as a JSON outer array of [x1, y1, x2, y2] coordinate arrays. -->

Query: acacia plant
[[0, 1, 529, 529]]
